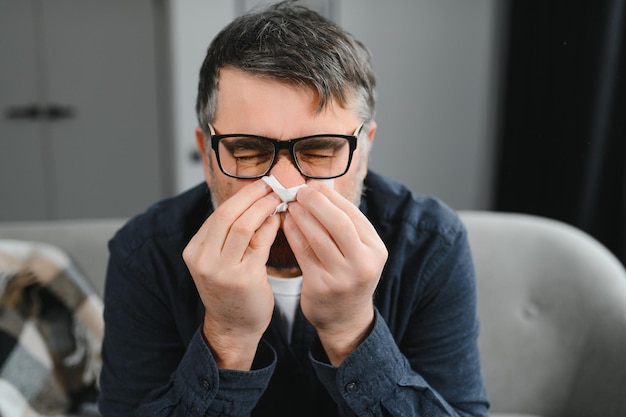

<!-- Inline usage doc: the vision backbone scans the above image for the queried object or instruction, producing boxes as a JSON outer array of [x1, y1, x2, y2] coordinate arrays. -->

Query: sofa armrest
[[0, 218, 126, 296]]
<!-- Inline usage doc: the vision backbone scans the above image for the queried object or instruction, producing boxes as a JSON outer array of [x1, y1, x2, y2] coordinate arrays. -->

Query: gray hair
[[195, 1, 377, 137]]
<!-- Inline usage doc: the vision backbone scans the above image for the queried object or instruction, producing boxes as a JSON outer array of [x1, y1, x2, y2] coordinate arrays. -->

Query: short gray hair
[[195, 1, 377, 135]]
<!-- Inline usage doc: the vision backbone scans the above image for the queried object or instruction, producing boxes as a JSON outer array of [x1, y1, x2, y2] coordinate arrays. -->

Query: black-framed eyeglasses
[[208, 123, 363, 179]]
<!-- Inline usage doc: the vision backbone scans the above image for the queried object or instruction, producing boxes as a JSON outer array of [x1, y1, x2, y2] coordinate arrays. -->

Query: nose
[[268, 150, 306, 188]]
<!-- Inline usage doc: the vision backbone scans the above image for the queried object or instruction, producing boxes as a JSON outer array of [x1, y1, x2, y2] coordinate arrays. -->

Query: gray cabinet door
[[0, 0, 48, 219], [0, 0, 167, 221]]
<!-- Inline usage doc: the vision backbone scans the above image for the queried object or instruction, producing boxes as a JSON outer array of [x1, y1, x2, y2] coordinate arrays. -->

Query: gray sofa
[[1, 212, 626, 417], [462, 211, 626, 417], [0, 218, 125, 296]]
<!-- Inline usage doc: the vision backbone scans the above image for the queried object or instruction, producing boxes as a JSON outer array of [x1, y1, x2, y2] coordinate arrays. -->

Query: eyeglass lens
[[217, 136, 352, 178]]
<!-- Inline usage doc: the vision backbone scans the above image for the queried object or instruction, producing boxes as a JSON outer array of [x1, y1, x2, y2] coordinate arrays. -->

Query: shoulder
[[361, 171, 464, 247], [365, 171, 477, 336], [109, 183, 211, 263]]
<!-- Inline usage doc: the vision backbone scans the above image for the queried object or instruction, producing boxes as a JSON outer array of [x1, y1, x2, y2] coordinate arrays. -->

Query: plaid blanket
[[0, 240, 103, 416]]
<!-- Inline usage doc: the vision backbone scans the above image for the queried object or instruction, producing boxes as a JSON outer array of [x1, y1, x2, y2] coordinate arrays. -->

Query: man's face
[[196, 67, 375, 276]]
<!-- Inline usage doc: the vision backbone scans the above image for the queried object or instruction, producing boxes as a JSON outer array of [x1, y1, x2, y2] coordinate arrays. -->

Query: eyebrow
[[295, 137, 348, 151], [221, 137, 272, 153], [208, 123, 363, 140]]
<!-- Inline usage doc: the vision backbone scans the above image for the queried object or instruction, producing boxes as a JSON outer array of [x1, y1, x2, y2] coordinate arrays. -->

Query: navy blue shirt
[[98, 171, 489, 416]]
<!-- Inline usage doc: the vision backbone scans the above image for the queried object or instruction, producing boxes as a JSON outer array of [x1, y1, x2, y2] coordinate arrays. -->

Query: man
[[98, 2, 489, 416]]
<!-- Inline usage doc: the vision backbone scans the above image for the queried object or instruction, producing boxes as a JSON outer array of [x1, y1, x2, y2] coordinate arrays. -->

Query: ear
[[195, 126, 213, 185], [366, 120, 377, 143], [357, 120, 377, 179]]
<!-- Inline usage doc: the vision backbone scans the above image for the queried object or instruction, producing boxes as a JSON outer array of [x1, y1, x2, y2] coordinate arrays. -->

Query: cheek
[[207, 168, 242, 208], [210, 181, 236, 207], [334, 171, 365, 206], [337, 148, 368, 200]]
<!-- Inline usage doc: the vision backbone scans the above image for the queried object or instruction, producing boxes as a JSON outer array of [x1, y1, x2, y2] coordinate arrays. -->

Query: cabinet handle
[[4, 104, 76, 120], [45, 104, 76, 119], [5, 104, 42, 120]]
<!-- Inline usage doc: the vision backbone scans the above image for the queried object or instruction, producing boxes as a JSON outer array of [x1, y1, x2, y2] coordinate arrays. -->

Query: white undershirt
[[267, 275, 302, 343]]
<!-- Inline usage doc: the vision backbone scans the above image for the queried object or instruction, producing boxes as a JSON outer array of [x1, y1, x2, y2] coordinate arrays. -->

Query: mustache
[[266, 228, 300, 271]]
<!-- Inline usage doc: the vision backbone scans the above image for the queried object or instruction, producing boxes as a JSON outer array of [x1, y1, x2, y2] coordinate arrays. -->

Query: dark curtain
[[495, 0, 626, 265]]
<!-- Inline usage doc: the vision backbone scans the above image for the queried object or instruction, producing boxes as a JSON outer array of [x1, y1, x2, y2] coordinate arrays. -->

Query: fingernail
[[319, 178, 334, 189], [307, 181, 321, 190], [255, 179, 271, 190]]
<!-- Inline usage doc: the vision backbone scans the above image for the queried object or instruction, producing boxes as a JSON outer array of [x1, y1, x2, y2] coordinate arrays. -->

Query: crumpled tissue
[[262, 175, 333, 214]]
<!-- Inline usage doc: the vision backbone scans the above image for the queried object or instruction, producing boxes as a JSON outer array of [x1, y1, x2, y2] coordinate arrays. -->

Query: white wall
[[341, 0, 503, 209], [168, 0, 234, 192], [169, 0, 504, 210]]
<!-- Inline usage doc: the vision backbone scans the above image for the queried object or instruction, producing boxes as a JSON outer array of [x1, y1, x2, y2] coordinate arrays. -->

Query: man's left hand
[[282, 181, 388, 366]]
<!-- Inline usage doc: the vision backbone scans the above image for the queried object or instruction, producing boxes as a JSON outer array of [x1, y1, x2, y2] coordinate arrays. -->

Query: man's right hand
[[183, 180, 282, 370]]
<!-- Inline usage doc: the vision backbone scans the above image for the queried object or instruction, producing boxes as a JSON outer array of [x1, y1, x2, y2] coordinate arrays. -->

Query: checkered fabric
[[0, 240, 103, 416]]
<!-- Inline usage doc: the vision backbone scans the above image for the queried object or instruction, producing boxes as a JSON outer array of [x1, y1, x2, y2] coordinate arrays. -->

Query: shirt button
[[345, 382, 358, 393], [199, 378, 211, 391]]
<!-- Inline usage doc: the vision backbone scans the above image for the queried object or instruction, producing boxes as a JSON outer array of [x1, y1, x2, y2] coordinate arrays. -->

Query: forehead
[[214, 68, 320, 120], [213, 68, 359, 137]]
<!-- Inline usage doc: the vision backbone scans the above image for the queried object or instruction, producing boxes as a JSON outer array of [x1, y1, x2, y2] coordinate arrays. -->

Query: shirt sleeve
[[310, 310, 458, 416], [136, 331, 276, 417], [309, 227, 489, 417], [98, 248, 276, 417]]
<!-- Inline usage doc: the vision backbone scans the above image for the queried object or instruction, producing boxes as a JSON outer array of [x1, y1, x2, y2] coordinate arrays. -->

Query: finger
[[245, 213, 281, 264], [297, 183, 380, 246], [221, 192, 283, 262], [187, 180, 277, 267], [286, 201, 347, 269], [281, 211, 322, 271], [294, 186, 364, 252], [197, 179, 273, 242]]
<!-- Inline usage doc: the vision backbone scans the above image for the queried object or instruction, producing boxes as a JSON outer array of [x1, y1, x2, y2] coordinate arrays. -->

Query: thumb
[[246, 213, 281, 262]]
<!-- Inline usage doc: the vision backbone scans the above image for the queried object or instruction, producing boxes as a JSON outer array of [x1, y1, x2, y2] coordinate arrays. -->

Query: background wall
[[169, 0, 506, 210], [0, 0, 504, 221]]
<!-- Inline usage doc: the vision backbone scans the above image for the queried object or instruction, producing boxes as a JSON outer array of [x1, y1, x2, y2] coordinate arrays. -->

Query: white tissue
[[262, 175, 307, 213], [262, 175, 335, 214]]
